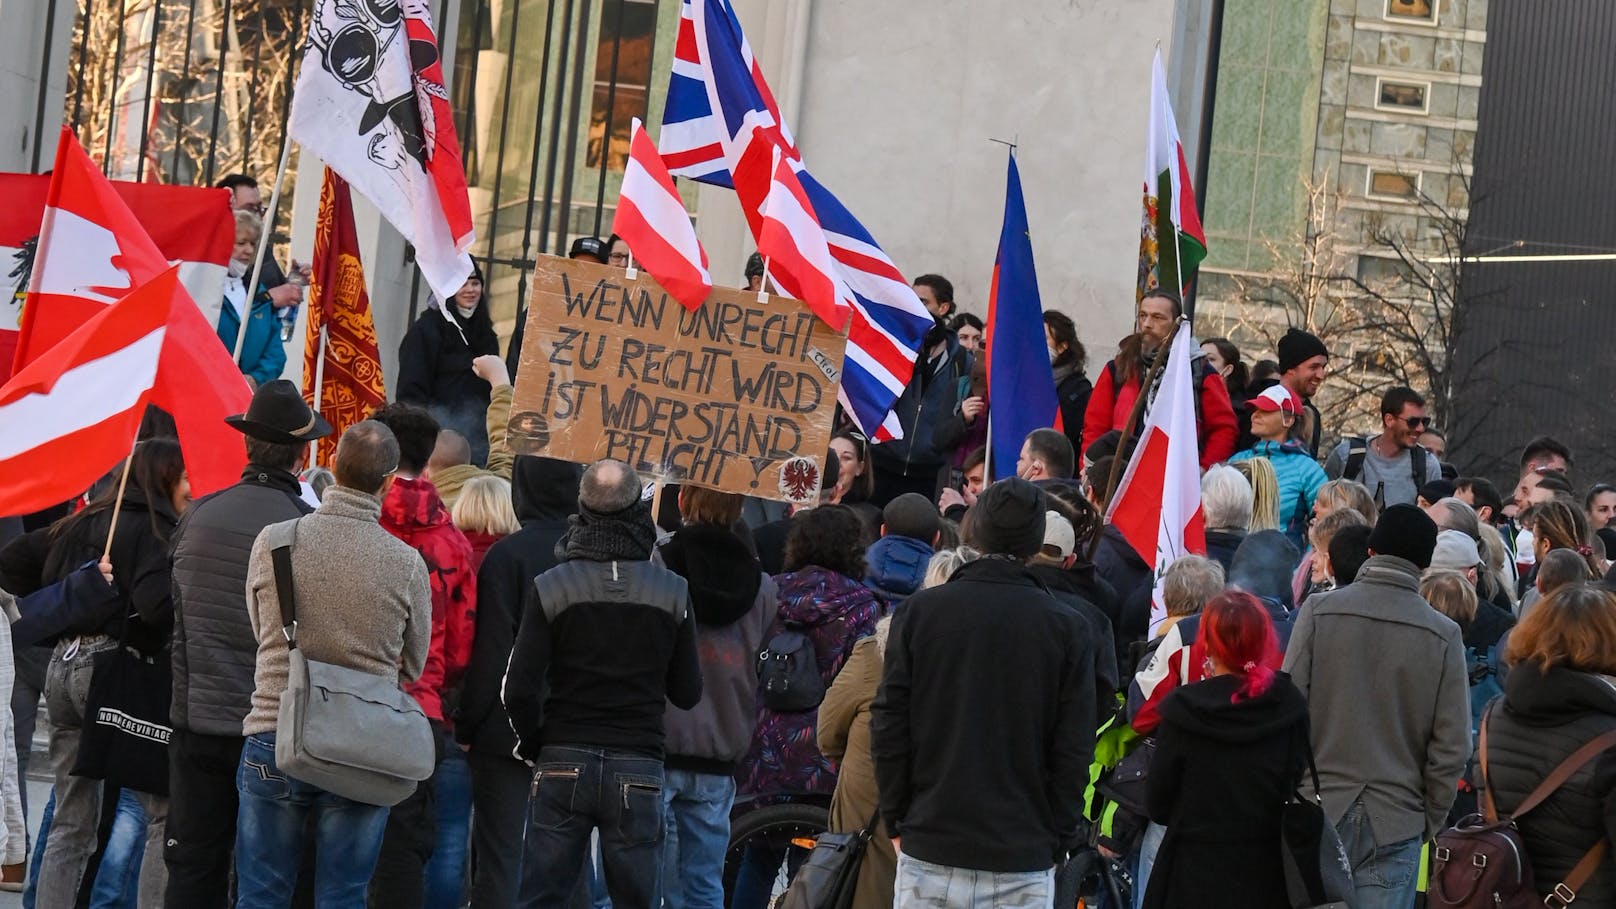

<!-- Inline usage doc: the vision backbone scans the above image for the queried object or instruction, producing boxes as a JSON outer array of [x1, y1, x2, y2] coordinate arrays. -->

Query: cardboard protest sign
[[509, 257, 847, 504]]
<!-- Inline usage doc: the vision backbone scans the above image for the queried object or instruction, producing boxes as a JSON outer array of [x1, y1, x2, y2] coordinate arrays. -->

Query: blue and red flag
[[985, 153, 1059, 480], [659, 0, 933, 441]]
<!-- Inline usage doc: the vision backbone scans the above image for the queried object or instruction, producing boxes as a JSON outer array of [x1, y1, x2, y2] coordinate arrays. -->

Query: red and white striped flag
[[756, 140, 852, 330], [289, 0, 475, 301], [1106, 325, 1207, 634], [2, 129, 233, 381], [610, 119, 711, 311], [0, 266, 249, 515]]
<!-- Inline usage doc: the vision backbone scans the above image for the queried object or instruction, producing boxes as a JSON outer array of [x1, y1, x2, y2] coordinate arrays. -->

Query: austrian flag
[[0, 267, 248, 515], [611, 119, 712, 311]]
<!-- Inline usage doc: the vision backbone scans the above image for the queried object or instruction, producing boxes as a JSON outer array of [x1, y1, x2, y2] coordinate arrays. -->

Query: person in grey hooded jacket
[[656, 486, 778, 909]]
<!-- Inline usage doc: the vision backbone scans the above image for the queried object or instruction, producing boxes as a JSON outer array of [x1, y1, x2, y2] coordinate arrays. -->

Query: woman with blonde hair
[[1480, 585, 1616, 904], [819, 547, 978, 909], [1292, 479, 1378, 603], [1519, 499, 1599, 615], [1231, 458, 1281, 533], [450, 474, 518, 570]]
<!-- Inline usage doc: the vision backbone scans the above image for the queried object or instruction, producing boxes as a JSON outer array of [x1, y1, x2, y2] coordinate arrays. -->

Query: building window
[[1375, 78, 1431, 114], [588, 0, 659, 172], [1384, 0, 1440, 25], [1367, 169, 1422, 200]]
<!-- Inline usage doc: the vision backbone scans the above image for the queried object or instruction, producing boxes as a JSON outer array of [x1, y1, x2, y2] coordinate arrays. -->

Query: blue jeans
[[518, 746, 664, 909], [1132, 822, 1166, 909], [659, 770, 735, 909], [424, 746, 471, 908], [233, 733, 391, 909], [894, 853, 1054, 909], [24, 789, 147, 909], [1334, 798, 1423, 909]]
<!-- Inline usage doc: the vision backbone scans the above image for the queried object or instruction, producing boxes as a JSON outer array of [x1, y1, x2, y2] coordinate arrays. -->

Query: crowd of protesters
[[1, 246, 1615, 909]]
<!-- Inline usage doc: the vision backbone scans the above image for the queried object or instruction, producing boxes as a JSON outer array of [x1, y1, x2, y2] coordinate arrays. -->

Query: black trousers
[[468, 751, 532, 909], [163, 729, 244, 908], [368, 747, 441, 909]]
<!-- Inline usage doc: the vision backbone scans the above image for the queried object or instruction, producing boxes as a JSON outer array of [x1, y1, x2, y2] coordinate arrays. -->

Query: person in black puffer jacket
[[1483, 583, 1616, 905], [656, 487, 778, 909], [397, 265, 501, 464], [455, 455, 581, 908]]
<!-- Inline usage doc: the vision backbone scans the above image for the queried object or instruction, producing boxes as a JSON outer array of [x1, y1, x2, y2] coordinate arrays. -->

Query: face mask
[[455, 302, 477, 319], [1048, 346, 1059, 363], [227, 259, 247, 279]]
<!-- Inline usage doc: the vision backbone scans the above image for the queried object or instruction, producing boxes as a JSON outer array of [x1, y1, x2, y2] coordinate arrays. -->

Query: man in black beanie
[[871, 478, 1099, 907], [1277, 327, 1328, 457], [1283, 503, 1469, 909]]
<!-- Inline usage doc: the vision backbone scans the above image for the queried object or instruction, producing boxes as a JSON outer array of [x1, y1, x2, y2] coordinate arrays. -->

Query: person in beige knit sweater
[[235, 420, 432, 909]]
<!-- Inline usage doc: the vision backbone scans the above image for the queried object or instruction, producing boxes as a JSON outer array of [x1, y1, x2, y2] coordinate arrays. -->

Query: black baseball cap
[[569, 237, 607, 263]]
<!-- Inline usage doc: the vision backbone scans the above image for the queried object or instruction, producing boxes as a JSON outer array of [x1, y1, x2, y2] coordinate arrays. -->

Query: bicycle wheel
[[723, 802, 830, 909]]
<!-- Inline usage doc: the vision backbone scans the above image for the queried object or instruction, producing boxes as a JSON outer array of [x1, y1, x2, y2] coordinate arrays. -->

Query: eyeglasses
[[608, 252, 630, 264], [1402, 416, 1432, 429]]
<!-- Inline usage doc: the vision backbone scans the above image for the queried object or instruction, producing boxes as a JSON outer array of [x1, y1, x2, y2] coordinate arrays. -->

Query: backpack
[[1466, 646, 1504, 749], [1430, 706, 1616, 908], [1342, 436, 1428, 504], [757, 623, 824, 712]]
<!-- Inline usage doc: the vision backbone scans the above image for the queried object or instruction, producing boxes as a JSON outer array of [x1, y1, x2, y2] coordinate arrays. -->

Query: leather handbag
[[1429, 707, 1616, 909], [269, 527, 434, 807], [1279, 735, 1353, 909], [779, 806, 881, 909]]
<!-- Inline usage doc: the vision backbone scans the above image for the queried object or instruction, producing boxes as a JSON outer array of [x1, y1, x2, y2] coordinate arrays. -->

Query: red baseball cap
[[1250, 384, 1301, 416]]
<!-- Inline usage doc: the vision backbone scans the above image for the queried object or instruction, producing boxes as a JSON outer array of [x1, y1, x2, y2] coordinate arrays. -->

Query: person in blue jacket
[[1229, 385, 1326, 548], [215, 209, 289, 387]]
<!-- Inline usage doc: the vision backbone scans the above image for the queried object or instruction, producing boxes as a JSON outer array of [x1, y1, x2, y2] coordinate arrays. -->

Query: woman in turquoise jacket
[[215, 210, 288, 387], [1229, 384, 1326, 548]]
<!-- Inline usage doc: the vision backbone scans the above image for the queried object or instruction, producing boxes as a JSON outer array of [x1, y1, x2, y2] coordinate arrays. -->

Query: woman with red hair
[[1140, 591, 1308, 908]]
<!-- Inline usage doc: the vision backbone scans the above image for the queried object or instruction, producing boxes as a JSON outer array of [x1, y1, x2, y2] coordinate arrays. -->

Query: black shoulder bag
[[779, 805, 883, 909]]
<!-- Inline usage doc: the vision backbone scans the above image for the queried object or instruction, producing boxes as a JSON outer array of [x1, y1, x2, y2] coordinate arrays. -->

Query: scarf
[[557, 497, 658, 562]]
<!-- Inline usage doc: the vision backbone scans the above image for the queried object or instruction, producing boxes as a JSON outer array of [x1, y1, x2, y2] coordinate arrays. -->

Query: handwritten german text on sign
[[509, 257, 846, 503]]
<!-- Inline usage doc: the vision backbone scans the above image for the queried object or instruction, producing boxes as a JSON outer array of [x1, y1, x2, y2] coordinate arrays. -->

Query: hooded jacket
[[456, 457, 581, 755], [215, 286, 287, 387], [737, 566, 882, 798], [170, 465, 313, 736], [864, 534, 934, 607], [658, 523, 779, 774], [1228, 530, 1301, 648], [1283, 554, 1472, 842], [1483, 665, 1616, 904], [1143, 673, 1309, 909], [381, 474, 477, 723]]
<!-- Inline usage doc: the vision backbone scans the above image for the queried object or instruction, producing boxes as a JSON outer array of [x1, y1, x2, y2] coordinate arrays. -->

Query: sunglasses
[[1401, 416, 1432, 429]]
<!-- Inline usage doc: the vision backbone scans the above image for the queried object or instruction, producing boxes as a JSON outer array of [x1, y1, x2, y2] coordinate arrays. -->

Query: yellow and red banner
[[302, 168, 385, 466]]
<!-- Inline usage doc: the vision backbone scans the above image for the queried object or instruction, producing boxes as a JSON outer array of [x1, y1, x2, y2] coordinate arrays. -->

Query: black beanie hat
[[1367, 503, 1439, 569], [1277, 328, 1328, 374], [966, 477, 1047, 558]]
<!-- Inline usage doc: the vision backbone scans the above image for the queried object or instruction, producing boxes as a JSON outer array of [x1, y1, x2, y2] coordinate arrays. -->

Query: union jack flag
[[659, 0, 933, 441]]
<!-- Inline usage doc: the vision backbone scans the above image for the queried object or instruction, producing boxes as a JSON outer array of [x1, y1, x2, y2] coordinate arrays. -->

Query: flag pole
[[1091, 317, 1185, 560], [757, 255, 771, 303], [235, 133, 297, 363], [309, 323, 330, 466], [101, 441, 138, 561]]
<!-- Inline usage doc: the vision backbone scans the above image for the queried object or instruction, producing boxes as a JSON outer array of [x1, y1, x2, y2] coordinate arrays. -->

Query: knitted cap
[[1277, 328, 1328, 373], [1367, 503, 1439, 569], [967, 478, 1047, 558]]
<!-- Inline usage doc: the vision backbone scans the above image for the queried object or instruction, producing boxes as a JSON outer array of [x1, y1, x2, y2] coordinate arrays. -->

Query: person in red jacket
[[1081, 290, 1237, 469], [371, 402, 479, 909]]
